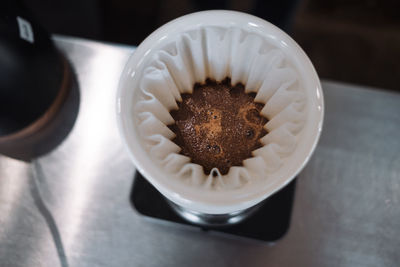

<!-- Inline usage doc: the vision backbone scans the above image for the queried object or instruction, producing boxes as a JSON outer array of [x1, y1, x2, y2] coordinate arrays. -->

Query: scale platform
[[131, 171, 296, 242]]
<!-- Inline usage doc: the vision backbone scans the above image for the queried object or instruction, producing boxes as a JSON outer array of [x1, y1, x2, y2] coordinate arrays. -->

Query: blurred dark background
[[22, 0, 400, 91]]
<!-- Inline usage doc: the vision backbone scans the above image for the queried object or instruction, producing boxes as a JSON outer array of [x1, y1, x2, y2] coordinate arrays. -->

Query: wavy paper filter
[[133, 26, 306, 190]]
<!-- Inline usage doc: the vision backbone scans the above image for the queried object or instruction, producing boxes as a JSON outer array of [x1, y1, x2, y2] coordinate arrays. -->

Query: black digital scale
[[131, 171, 296, 242]]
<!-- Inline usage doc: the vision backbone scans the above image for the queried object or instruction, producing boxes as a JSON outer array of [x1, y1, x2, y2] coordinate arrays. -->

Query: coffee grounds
[[168, 78, 268, 175]]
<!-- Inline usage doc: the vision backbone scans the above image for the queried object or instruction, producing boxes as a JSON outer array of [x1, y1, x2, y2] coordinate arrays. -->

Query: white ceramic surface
[[117, 10, 324, 214]]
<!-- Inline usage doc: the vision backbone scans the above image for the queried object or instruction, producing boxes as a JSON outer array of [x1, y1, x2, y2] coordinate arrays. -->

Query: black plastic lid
[[0, 1, 64, 136]]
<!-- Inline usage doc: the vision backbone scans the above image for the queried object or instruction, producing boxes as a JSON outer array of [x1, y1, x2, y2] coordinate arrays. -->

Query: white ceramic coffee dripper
[[117, 10, 323, 226]]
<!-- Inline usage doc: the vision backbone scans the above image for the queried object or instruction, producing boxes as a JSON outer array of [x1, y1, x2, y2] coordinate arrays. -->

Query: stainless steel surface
[[1, 36, 399, 267]]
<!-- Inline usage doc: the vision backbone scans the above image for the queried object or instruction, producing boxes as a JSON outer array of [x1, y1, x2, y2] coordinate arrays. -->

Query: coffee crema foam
[[168, 78, 268, 175]]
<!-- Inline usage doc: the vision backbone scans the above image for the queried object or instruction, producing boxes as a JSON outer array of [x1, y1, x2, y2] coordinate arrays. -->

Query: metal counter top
[[0, 36, 399, 267]]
